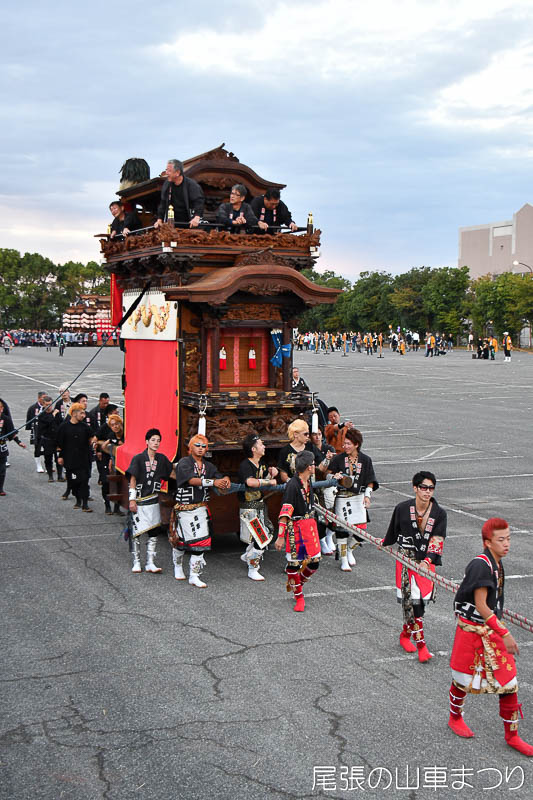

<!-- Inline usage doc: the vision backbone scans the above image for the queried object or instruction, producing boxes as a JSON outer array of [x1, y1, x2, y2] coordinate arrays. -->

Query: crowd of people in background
[[0, 387, 124, 515], [294, 329, 513, 359], [1, 330, 118, 351]]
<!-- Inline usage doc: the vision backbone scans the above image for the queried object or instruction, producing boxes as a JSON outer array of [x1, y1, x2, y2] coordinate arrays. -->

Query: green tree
[[421, 266, 470, 335], [298, 268, 352, 330], [0, 249, 109, 329], [469, 272, 525, 337], [349, 271, 394, 331]]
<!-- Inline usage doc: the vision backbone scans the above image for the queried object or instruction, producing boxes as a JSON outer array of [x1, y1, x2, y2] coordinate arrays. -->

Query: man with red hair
[[448, 518, 533, 755]]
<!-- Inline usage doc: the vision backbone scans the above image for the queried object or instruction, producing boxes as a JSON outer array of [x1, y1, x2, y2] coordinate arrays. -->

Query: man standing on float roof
[[448, 517, 533, 755], [154, 159, 204, 229]]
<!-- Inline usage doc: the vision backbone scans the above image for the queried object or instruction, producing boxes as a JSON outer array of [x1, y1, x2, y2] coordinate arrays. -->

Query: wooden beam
[[200, 325, 207, 391], [212, 323, 220, 393]]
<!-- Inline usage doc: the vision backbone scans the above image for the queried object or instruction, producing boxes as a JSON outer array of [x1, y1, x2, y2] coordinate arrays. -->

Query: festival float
[[99, 145, 340, 531], [61, 294, 112, 341]]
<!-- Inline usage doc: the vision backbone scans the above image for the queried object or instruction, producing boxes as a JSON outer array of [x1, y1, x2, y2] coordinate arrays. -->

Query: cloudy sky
[[2, 0, 533, 280]]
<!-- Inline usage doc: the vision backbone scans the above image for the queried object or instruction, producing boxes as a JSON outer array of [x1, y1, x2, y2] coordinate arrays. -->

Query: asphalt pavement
[[1, 343, 533, 799]]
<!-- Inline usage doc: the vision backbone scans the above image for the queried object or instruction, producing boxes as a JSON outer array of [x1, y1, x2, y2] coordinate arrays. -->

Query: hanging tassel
[[311, 392, 319, 433], [198, 394, 207, 436]]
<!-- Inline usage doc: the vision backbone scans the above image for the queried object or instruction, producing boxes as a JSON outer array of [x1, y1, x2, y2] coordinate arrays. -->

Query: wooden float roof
[[165, 264, 339, 307]]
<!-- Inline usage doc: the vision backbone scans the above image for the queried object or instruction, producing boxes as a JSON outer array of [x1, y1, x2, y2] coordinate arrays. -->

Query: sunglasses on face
[[193, 443, 208, 448], [418, 484, 435, 491]]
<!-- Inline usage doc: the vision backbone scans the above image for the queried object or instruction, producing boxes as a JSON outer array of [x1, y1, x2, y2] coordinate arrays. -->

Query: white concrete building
[[458, 203, 533, 278]]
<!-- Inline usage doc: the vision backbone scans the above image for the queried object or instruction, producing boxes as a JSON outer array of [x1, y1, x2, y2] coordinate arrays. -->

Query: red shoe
[[449, 714, 474, 738], [0, 491, 6, 496], [505, 733, 533, 756], [399, 626, 417, 653], [417, 644, 433, 663], [293, 595, 305, 612]]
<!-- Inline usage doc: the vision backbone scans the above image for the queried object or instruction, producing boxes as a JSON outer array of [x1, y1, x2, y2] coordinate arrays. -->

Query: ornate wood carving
[[203, 176, 235, 189], [101, 226, 321, 258], [184, 339, 201, 392], [234, 250, 289, 268], [186, 408, 295, 443], [197, 145, 239, 163], [240, 282, 287, 297], [223, 304, 281, 321]]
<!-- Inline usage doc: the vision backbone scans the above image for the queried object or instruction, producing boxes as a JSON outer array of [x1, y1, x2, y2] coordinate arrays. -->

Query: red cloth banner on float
[[110, 274, 124, 327], [116, 339, 178, 474]]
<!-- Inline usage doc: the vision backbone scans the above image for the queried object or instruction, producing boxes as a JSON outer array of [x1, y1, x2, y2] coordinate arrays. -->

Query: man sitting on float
[[251, 188, 298, 233], [216, 183, 260, 233], [109, 201, 142, 238]]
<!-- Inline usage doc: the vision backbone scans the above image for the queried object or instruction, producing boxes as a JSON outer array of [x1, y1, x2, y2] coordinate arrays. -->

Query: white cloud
[[0, 195, 108, 265], [151, 0, 532, 83], [427, 43, 533, 131]]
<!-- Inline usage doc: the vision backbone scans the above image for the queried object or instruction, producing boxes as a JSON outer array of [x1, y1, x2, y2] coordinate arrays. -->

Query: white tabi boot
[[189, 554, 207, 588], [320, 537, 331, 555], [145, 537, 163, 573], [338, 541, 352, 572], [172, 547, 186, 580], [347, 534, 357, 567], [324, 527, 336, 554], [240, 542, 254, 563], [131, 537, 141, 573], [35, 457, 45, 473], [246, 546, 265, 581]]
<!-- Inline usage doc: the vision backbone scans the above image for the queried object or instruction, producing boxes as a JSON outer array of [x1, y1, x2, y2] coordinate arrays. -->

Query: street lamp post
[[512, 263, 533, 347], [513, 260, 533, 273]]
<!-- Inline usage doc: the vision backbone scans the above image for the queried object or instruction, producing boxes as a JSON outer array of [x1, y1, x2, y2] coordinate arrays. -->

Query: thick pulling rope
[[315, 503, 533, 636]]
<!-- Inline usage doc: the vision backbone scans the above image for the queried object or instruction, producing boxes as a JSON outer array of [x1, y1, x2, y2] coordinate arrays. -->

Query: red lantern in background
[[248, 347, 256, 369]]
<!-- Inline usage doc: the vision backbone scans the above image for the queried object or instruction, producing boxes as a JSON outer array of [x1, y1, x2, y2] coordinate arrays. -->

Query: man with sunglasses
[[383, 471, 447, 662], [169, 434, 230, 588]]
